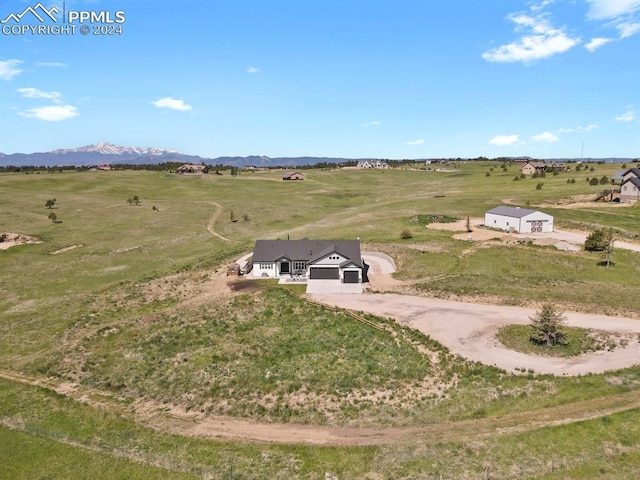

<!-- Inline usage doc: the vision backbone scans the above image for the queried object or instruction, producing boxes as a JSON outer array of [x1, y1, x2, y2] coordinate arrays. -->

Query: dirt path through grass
[[202, 201, 230, 242], [2, 369, 640, 447]]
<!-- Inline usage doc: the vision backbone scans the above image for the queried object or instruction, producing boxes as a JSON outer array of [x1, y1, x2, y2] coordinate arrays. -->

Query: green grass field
[[1, 162, 639, 478]]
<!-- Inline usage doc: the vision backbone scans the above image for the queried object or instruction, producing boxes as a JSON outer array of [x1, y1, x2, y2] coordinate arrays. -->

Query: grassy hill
[[1, 162, 639, 478]]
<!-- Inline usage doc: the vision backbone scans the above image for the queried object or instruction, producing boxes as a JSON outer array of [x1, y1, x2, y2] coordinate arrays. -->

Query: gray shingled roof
[[612, 170, 626, 181], [253, 239, 362, 267], [486, 206, 542, 218], [624, 177, 640, 188], [624, 167, 640, 178]]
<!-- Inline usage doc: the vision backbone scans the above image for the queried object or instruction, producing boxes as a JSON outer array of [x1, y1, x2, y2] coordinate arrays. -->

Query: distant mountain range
[[0, 142, 635, 168], [0, 142, 360, 168]]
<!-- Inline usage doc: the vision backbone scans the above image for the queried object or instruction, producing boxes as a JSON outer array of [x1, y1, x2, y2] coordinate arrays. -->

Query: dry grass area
[[2, 166, 640, 478]]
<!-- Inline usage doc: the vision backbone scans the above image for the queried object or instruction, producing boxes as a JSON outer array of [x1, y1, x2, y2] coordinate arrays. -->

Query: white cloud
[[585, 37, 613, 51], [482, 14, 580, 63], [151, 96, 192, 112], [19, 105, 79, 121], [489, 134, 519, 146], [37, 62, 67, 68], [586, 1, 640, 41], [618, 21, 640, 37], [0, 59, 23, 80], [616, 109, 635, 121], [530, 1, 555, 12], [533, 131, 559, 142], [362, 121, 380, 127], [586, 0, 640, 20], [246, 67, 260, 74], [17, 87, 63, 103], [558, 124, 598, 133], [406, 139, 424, 145]]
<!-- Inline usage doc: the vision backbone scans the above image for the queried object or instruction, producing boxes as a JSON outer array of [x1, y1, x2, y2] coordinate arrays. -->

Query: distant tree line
[[0, 165, 91, 173], [1, 157, 638, 174]]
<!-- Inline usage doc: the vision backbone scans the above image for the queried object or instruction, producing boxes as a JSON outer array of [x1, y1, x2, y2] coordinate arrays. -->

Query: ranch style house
[[282, 172, 305, 180], [177, 164, 207, 175], [252, 239, 366, 285], [485, 206, 554, 233], [356, 160, 389, 169]]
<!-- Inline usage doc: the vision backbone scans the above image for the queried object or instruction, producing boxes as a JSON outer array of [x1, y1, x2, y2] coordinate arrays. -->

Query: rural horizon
[[1, 140, 638, 166]]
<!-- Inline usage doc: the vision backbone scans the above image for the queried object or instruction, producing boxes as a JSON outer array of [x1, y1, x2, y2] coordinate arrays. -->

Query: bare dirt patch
[[537, 194, 636, 209], [136, 271, 234, 307], [51, 244, 83, 255], [428, 217, 640, 252], [227, 278, 267, 293], [0, 233, 41, 250]]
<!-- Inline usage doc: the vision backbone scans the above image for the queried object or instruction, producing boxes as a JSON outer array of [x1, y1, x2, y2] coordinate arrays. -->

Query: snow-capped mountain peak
[[51, 142, 182, 156]]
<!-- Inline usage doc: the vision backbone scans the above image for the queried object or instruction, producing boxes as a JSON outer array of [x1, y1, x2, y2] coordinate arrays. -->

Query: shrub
[[585, 228, 614, 252], [400, 229, 413, 239]]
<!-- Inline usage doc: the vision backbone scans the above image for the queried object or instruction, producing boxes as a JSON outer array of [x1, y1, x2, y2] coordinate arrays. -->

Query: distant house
[[621, 178, 640, 202], [485, 206, 554, 233], [521, 161, 548, 175], [549, 162, 567, 172], [177, 164, 207, 175], [251, 239, 365, 293], [283, 172, 305, 180], [620, 168, 640, 202], [357, 159, 389, 169]]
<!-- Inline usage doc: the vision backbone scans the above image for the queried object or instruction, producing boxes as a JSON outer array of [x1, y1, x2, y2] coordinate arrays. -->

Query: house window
[[293, 261, 306, 271], [260, 263, 272, 269]]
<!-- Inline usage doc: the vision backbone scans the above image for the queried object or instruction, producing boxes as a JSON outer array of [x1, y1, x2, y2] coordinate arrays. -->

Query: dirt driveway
[[310, 293, 640, 376], [431, 218, 640, 252]]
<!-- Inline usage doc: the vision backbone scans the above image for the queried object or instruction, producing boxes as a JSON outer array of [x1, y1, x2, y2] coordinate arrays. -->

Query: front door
[[280, 261, 290, 274]]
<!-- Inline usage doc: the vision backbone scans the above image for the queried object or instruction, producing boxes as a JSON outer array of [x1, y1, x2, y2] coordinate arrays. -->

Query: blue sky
[[1, 0, 639, 158]]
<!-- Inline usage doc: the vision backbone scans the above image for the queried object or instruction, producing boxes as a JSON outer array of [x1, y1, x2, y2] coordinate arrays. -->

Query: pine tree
[[529, 304, 568, 347]]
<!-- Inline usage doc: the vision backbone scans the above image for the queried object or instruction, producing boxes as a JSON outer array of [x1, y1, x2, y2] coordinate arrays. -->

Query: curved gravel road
[[310, 293, 640, 376]]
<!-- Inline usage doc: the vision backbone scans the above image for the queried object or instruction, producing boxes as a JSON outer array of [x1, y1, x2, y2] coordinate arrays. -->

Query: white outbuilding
[[484, 206, 554, 233]]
